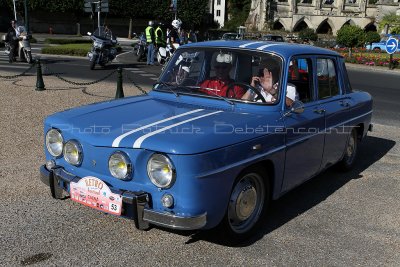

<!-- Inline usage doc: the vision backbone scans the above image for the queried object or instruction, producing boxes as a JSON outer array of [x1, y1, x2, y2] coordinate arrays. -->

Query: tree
[[336, 25, 365, 57], [223, 0, 252, 31], [365, 31, 381, 46], [378, 13, 400, 34], [298, 28, 318, 42]]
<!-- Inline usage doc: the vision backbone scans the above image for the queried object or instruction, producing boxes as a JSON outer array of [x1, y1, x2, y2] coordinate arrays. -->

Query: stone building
[[246, 0, 400, 35]]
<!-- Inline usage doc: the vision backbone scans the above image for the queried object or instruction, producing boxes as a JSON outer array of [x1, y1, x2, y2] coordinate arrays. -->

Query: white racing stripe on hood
[[112, 109, 204, 147], [133, 110, 223, 149], [257, 44, 279, 50], [239, 42, 264, 48]]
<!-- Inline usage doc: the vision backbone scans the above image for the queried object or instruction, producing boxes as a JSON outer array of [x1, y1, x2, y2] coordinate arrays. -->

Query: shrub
[[298, 28, 318, 42], [44, 38, 92, 44], [365, 31, 381, 46], [41, 43, 92, 57]]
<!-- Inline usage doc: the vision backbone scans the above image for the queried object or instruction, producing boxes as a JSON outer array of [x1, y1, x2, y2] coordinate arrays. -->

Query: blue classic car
[[40, 40, 372, 242]]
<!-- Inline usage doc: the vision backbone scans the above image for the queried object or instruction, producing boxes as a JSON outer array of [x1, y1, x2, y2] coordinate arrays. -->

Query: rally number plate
[[70, 176, 122, 216]]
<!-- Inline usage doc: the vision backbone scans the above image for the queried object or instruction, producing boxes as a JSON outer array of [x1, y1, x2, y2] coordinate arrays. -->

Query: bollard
[[115, 67, 124, 99], [35, 59, 45, 91]]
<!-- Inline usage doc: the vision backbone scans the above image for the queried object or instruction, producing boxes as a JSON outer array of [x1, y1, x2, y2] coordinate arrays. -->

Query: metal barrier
[[1, 58, 150, 99]]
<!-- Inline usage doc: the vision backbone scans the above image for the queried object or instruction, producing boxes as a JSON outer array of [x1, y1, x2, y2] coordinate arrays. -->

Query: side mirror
[[87, 32, 92, 36], [291, 100, 305, 114], [283, 100, 304, 117]]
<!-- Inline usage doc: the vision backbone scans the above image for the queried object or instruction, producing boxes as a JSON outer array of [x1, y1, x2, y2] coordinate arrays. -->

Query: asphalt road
[[0, 51, 399, 266]]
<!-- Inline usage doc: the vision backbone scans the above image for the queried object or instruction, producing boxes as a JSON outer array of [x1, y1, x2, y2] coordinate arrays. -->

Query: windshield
[[156, 48, 283, 105], [93, 26, 113, 39]]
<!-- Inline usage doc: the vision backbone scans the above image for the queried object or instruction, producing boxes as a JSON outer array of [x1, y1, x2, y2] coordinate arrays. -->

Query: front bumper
[[40, 165, 206, 231]]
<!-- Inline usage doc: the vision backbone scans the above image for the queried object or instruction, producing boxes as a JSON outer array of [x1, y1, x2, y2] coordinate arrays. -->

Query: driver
[[242, 61, 298, 106], [199, 53, 246, 99]]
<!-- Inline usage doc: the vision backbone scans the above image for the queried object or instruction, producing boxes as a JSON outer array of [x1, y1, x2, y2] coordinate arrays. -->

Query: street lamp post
[[24, 0, 29, 32]]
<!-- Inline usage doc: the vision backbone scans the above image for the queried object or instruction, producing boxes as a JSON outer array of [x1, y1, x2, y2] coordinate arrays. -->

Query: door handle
[[340, 100, 350, 107], [313, 108, 325, 114]]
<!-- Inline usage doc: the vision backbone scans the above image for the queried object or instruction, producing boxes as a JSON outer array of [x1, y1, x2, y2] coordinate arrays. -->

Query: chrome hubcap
[[228, 173, 265, 234]]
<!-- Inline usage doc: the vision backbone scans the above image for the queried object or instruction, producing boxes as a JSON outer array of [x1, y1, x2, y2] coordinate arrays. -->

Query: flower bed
[[332, 48, 400, 68]]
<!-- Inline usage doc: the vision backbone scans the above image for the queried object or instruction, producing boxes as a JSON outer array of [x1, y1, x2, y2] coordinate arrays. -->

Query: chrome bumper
[[39, 165, 206, 231]]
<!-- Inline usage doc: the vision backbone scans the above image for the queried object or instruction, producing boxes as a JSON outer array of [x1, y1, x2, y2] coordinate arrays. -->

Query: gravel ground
[[0, 74, 399, 266]]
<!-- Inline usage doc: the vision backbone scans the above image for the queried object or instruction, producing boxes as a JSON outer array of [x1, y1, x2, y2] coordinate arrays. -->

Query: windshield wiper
[[185, 85, 235, 105], [153, 81, 179, 97]]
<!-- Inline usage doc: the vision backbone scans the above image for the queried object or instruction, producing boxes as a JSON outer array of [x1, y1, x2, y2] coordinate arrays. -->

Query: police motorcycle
[[157, 43, 178, 66], [87, 26, 118, 70], [133, 32, 147, 62], [2, 25, 33, 64]]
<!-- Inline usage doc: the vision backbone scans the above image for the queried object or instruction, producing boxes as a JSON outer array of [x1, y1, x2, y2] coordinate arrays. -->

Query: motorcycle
[[87, 27, 118, 70], [157, 43, 177, 66], [2, 25, 33, 64], [133, 32, 147, 62]]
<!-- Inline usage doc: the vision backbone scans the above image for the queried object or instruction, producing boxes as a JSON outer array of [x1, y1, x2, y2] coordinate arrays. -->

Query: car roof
[[183, 40, 340, 58]]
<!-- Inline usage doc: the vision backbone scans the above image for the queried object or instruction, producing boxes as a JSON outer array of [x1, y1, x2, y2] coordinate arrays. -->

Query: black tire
[[26, 51, 32, 64], [137, 46, 144, 62], [338, 128, 358, 171], [90, 56, 96, 70], [218, 167, 270, 244]]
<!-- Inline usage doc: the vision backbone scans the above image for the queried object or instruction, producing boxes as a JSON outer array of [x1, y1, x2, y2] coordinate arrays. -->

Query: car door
[[282, 57, 325, 193], [316, 57, 351, 169]]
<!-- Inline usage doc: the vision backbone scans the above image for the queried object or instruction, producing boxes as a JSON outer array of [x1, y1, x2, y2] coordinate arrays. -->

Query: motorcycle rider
[[5, 20, 20, 63], [145, 20, 156, 65], [170, 19, 182, 50]]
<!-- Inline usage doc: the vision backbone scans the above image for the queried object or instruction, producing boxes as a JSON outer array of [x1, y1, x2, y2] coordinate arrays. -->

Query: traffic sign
[[84, 1, 109, 13], [385, 37, 399, 54]]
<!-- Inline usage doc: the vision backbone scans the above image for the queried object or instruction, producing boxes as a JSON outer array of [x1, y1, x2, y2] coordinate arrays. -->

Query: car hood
[[46, 96, 278, 154]]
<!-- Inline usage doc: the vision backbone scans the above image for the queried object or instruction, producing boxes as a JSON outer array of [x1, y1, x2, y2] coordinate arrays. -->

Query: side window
[[317, 58, 339, 99], [288, 57, 313, 103]]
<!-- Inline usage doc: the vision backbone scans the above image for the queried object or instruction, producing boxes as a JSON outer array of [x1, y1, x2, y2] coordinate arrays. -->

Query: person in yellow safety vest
[[155, 22, 166, 48], [145, 20, 156, 65]]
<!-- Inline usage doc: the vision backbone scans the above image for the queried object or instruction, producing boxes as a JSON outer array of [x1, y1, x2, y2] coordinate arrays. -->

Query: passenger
[[199, 53, 246, 98], [242, 61, 298, 107]]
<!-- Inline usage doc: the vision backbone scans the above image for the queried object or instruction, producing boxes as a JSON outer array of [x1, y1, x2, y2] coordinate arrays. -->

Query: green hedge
[[44, 38, 92, 44], [42, 43, 92, 57], [41, 43, 122, 56]]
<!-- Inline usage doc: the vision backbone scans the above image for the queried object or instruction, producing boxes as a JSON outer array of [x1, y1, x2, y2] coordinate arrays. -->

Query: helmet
[[148, 20, 154, 26], [171, 19, 182, 29]]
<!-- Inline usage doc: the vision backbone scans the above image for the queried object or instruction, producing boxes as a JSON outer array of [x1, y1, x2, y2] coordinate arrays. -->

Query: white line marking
[[130, 70, 145, 73], [140, 73, 156, 77], [125, 68, 140, 71], [150, 77, 158, 81], [257, 44, 279, 50], [112, 109, 204, 147], [133, 110, 223, 148], [239, 42, 264, 48]]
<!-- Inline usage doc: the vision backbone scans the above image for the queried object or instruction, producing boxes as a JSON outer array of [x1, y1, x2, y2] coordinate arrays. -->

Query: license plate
[[70, 176, 122, 216]]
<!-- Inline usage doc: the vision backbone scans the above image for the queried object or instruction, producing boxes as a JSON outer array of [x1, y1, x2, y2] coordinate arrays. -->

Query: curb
[[345, 63, 400, 75]]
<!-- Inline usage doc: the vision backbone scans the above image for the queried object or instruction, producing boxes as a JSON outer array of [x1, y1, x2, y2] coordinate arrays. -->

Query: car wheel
[[373, 47, 381, 52], [220, 167, 269, 243], [338, 128, 358, 171]]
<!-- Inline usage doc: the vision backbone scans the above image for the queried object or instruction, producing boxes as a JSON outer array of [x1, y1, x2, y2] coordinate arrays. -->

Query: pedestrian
[[188, 29, 197, 43], [5, 20, 20, 63], [179, 28, 188, 45], [145, 20, 156, 65]]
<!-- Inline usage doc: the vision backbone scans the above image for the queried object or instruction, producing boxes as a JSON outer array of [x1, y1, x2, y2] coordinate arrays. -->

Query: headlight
[[94, 41, 103, 48], [45, 129, 64, 157], [63, 140, 83, 166], [109, 151, 132, 180], [147, 154, 176, 188]]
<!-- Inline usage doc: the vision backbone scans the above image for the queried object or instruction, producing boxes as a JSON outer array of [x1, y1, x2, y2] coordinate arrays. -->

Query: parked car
[[365, 34, 400, 51], [40, 40, 373, 243], [221, 32, 240, 40], [262, 34, 284, 42]]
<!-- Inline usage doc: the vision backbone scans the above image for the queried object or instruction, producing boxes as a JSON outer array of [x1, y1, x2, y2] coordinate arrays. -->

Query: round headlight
[[109, 151, 132, 180], [45, 129, 64, 157], [63, 140, 83, 166], [147, 154, 176, 189]]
